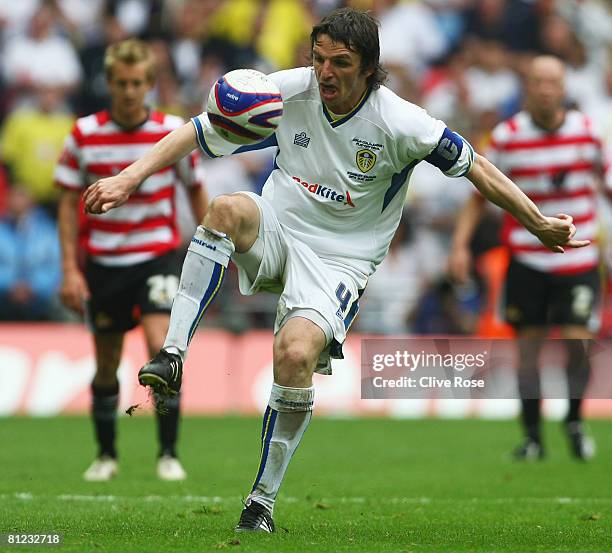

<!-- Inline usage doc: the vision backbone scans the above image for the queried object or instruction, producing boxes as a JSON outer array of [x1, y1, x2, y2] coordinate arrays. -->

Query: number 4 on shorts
[[336, 282, 352, 315]]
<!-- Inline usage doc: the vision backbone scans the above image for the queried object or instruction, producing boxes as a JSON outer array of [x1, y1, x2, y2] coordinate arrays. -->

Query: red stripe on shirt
[[503, 209, 596, 231], [88, 215, 174, 233], [499, 135, 598, 151], [509, 161, 595, 178], [78, 131, 170, 146], [526, 186, 594, 203], [129, 185, 175, 203], [87, 240, 178, 257], [85, 163, 173, 177]]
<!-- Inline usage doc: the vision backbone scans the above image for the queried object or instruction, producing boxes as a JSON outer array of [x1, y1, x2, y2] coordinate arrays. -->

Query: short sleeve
[[392, 102, 474, 177]]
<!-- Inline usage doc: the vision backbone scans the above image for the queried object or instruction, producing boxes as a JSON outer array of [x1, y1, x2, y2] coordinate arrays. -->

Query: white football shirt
[[192, 67, 474, 287]]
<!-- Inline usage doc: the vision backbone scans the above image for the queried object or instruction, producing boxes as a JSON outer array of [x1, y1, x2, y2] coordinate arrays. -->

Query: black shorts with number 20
[[85, 250, 182, 333], [504, 258, 600, 330]]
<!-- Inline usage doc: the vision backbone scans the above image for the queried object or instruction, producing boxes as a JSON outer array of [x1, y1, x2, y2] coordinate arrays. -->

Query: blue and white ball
[[206, 69, 283, 145]]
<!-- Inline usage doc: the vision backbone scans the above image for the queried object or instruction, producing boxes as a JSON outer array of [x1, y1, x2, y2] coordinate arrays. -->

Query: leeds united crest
[[356, 149, 377, 173]]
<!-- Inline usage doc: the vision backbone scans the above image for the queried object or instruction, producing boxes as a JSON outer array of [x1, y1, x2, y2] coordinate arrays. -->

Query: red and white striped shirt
[[487, 110, 608, 275], [55, 110, 202, 266]]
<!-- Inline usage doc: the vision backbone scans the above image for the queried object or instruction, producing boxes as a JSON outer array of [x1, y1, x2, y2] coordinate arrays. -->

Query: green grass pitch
[[1, 416, 610, 552]]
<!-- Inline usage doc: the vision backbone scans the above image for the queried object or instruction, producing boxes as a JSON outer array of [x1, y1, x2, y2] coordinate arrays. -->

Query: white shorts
[[232, 192, 360, 372]]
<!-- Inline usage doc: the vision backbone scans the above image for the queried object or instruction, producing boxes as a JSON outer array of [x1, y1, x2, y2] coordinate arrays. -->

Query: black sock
[[566, 398, 583, 424], [520, 399, 541, 442], [155, 393, 180, 458], [565, 339, 590, 425], [517, 338, 543, 444], [92, 382, 119, 458]]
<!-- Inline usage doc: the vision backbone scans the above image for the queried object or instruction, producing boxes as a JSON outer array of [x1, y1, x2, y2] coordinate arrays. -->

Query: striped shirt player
[[487, 109, 607, 276], [484, 109, 606, 331], [449, 55, 603, 464], [56, 110, 202, 267], [59, 38, 207, 485], [56, 109, 204, 336], [453, 54, 608, 464]]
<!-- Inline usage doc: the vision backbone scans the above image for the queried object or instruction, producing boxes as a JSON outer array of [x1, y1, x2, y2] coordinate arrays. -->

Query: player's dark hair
[[311, 8, 387, 89]]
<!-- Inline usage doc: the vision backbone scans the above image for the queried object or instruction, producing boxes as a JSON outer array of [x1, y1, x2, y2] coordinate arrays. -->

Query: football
[[206, 69, 283, 145]]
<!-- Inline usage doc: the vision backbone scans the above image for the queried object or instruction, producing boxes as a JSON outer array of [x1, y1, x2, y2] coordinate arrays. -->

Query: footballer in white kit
[[191, 66, 474, 368], [84, 8, 586, 534]]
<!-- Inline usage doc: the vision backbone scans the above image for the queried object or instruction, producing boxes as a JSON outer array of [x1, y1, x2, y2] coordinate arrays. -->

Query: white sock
[[163, 226, 234, 359], [247, 383, 314, 513]]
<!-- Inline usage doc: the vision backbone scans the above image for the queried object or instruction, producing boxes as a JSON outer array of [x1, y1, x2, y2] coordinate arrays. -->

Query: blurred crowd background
[[1, 0, 612, 336]]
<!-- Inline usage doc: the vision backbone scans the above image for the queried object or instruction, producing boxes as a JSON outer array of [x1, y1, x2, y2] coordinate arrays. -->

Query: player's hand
[[448, 246, 472, 284], [60, 269, 90, 314], [534, 214, 590, 253], [83, 174, 137, 214]]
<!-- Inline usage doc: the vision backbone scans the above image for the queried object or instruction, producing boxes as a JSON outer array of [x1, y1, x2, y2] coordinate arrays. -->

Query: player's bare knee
[[204, 195, 242, 236], [274, 342, 315, 386], [278, 344, 312, 369]]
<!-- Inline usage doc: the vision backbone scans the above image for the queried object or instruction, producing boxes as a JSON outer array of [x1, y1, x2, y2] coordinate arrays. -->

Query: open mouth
[[319, 83, 337, 100]]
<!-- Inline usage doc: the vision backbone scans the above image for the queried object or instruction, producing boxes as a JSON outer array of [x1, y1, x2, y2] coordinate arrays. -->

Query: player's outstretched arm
[[84, 122, 198, 214], [466, 155, 590, 253]]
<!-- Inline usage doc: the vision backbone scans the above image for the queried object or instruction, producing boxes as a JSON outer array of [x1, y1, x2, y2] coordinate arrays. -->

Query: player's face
[[107, 61, 152, 123], [526, 60, 565, 117], [312, 34, 373, 115]]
